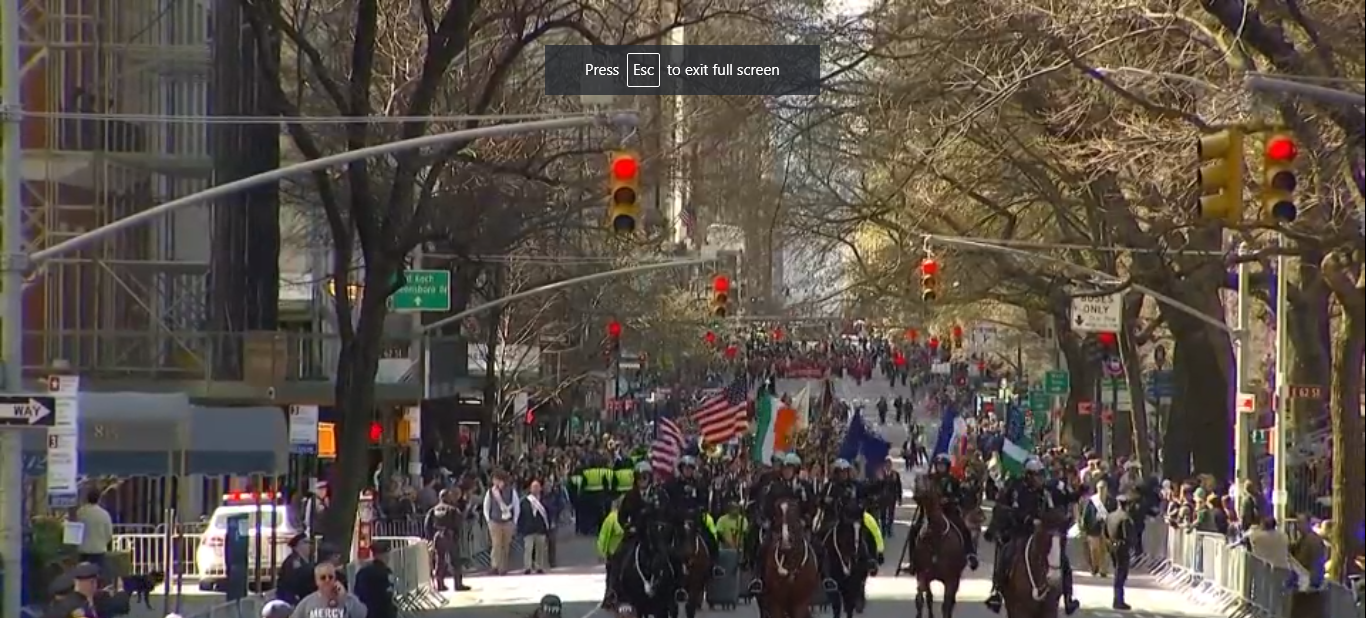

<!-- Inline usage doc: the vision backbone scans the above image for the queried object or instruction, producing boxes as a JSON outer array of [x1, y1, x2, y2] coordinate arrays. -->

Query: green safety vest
[[569, 474, 584, 494], [584, 469, 606, 491], [614, 468, 634, 492]]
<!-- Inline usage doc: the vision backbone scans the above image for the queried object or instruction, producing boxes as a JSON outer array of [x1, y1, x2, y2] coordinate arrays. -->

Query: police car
[[195, 492, 300, 590]]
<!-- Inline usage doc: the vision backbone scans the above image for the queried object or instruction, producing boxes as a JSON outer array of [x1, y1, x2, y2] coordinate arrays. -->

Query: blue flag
[[839, 413, 891, 478], [933, 404, 958, 457]]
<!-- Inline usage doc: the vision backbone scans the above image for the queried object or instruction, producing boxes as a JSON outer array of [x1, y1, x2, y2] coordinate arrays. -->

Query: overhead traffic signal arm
[[1197, 129, 1245, 225]]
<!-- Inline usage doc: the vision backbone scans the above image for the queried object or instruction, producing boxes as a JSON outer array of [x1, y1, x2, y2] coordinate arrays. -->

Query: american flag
[[691, 375, 749, 445], [651, 417, 684, 475], [678, 205, 697, 240]]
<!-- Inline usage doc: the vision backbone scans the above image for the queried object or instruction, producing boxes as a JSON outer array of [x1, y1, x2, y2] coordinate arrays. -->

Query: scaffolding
[[18, 0, 213, 378]]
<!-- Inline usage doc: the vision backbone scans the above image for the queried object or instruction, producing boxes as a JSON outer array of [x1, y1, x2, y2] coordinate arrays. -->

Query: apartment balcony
[[20, 330, 463, 404]]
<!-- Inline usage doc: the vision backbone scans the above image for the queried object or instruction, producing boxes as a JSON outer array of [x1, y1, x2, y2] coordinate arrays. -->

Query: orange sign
[[318, 422, 337, 459]]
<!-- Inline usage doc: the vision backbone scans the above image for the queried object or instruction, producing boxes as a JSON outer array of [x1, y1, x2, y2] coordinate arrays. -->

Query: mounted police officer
[[984, 458, 1079, 615], [909, 453, 979, 569], [816, 458, 881, 591], [664, 455, 725, 576], [607, 460, 664, 604], [745, 452, 813, 595]]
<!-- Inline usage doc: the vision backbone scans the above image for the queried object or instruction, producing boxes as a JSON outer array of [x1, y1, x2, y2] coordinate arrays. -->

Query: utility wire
[[924, 235, 1228, 256], [17, 111, 592, 124]]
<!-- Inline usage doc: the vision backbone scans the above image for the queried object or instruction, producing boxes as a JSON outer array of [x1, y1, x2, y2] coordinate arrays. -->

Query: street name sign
[[1069, 292, 1122, 332], [0, 396, 57, 426], [391, 269, 452, 312], [1044, 370, 1070, 395]]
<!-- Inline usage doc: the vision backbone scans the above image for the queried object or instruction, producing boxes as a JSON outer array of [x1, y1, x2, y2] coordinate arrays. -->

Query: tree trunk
[[1119, 327, 1153, 473], [1163, 338, 1193, 480], [320, 272, 392, 556], [1055, 311, 1096, 448], [481, 265, 506, 461], [1328, 306, 1365, 581]]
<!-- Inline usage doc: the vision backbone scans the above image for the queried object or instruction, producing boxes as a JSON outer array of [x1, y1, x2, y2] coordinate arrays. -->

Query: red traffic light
[[607, 320, 623, 338], [724, 344, 738, 359], [928, 337, 940, 349], [952, 325, 963, 339], [906, 328, 919, 342], [704, 331, 717, 345], [1266, 137, 1297, 161], [612, 155, 638, 180], [1097, 332, 1117, 347], [369, 421, 383, 444], [920, 259, 939, 276], [713, 275, 730, 293], [525, 409, 535, 425]]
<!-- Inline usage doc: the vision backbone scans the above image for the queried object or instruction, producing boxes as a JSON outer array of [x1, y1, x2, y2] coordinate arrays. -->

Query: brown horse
[[759, 497, 820, 618], [677, 513, 713, 618], [1002, 508, 1069, 618], [908, 476, 967, 618]]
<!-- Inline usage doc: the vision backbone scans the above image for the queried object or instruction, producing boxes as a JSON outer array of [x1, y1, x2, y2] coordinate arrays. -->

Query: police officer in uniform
[[613, 457, 635, 501], [584, 458, 611, 531], [1104, 492, 1135, 610], [425, 489, 469, 592], [43, 563, 99, 618], [568, 467, 586, 534]]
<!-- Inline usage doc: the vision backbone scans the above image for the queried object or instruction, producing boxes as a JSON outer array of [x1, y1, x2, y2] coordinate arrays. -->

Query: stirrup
[[747, 579, 764, 594], [674, 589, 688, 603], [822, 578, 838, 591]]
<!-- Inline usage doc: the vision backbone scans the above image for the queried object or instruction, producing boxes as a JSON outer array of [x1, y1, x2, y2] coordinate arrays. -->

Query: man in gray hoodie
[[290, 563, 368, 618]]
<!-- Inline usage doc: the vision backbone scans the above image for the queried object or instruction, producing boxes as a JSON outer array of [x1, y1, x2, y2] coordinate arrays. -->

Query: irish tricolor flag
[[752, 394, 799, 462]]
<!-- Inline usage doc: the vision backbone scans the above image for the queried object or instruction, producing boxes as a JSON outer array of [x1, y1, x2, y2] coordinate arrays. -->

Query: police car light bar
[[222, 492, 283, 503]]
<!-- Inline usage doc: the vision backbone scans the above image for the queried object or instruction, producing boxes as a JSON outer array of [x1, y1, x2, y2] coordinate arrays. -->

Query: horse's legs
[[941, 580, 958, 618], [914, 578, 927, 618]]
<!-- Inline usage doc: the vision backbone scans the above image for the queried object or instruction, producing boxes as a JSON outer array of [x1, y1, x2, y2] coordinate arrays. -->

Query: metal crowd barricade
[[1150, 528, 1364, 618], [362, 536, 443, 616], [180, 597, 267, 618]]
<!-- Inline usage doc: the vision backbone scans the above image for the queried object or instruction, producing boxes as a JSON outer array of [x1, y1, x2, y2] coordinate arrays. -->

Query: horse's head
[[913, 476, 942, 512], [1029, 507, 1067, 580], [773, 497, 805, 549]]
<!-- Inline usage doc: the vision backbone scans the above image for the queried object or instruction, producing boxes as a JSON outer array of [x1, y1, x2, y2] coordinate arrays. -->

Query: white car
[[194, 493, 299, 590]]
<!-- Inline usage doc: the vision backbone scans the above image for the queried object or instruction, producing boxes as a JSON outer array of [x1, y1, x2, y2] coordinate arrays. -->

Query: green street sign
[[1029, 391, 1050, 411], [1044, 370, 1070, 395], [391, 269, 451, 312]]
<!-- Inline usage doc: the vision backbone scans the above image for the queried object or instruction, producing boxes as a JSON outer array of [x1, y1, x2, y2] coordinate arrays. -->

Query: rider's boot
[[1060, 537, 1079, 615], [602, 553, 618, 608], [951, 515, 979, 570], [984, 539, 1009, 614]]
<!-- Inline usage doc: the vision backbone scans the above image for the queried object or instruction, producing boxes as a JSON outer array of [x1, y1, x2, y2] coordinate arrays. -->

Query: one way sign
[[0, 396, 57, 427]]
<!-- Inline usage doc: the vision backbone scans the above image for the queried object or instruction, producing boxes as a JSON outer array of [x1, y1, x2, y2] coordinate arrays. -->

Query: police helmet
[[634, 461, 653, 474], [833, 458, 852, 470], [934, 453, 952, 464], [679, 455, 698, 468], [783, 453, 802, 466], [1024, 458, 1045, 473]]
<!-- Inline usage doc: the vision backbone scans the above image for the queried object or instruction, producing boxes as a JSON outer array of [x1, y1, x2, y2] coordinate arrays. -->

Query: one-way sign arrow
[[0, 396, 57, 427]]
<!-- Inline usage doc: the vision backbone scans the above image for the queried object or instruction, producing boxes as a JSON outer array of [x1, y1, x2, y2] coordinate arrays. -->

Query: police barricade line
[[374, 518, 424, 538], [109, 532, 203, 578], [1150, 528, 1363, 618], [347, 536, 443, 616], [179, 596, 268, 618]]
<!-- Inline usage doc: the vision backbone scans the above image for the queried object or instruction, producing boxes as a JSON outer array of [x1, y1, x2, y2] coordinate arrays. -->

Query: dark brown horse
[[760, 497, 820, 618], [909, 476, 967, 618], [677, 512, 713, 618], [1002, 508, 1069, 618]]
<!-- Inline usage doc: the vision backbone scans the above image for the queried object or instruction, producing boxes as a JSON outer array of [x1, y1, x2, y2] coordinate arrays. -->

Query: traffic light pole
[[0, 107, 634, 618]]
